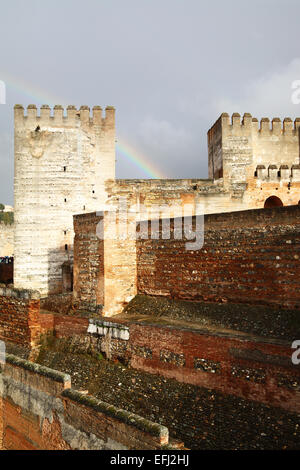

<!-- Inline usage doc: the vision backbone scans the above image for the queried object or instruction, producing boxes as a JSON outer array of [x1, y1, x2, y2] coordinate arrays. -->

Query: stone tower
[[14, 104, 115, 295], [208, 113, 300, 187]]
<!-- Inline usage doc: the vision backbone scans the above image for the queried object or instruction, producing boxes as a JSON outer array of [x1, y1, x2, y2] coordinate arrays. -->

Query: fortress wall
[[107, 174, 300, 219], [0, 354, 170, 450], [106, 178, 250, 216], [127, 322, 300, 413], [0, 222, 14, 257], [40, 316, 300, 414], [136, 205, 300, 308], [14, 105, 115, 296], [72, 206, 300, 316], [0, 286, 40, 349], [245, 178, 300, 209]]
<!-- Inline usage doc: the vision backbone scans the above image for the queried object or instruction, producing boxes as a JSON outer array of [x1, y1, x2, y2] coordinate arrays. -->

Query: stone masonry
[[10, 106, 300, 299], [13, 105, 115, 296]]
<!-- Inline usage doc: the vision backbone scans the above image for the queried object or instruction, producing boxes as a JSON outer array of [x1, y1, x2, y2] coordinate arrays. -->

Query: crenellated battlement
[[215, 112, 300, 135], [14, 104, 115, 128], [255, 164, 300, 182]]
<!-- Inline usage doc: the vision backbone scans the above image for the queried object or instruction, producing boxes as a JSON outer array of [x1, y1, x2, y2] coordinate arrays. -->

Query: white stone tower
[[14, 104, 115, 295]]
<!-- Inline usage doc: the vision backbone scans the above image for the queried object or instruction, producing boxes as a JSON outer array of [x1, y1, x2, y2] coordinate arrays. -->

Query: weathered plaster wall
[[14, 105, 115, 296]]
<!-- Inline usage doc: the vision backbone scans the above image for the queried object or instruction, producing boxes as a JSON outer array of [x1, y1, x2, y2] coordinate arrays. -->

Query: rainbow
[[1, 73, 165, 179], [0, 71, 65, 106], [116, 140, 165, 179]]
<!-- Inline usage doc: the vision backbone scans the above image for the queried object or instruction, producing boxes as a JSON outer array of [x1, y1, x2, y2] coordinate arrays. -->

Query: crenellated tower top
[[208, 112, 300, 183], [14, 104, 115, 128], [210, 112, 300, 135]]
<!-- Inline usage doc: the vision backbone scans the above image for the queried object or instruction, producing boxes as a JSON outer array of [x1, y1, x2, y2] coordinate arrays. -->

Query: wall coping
[[136, 203, 300, 228], [4, 353, 71, 384], [0, 285, 40, 300], [62, 388, 168, 440], [73, 211, 104, 222]]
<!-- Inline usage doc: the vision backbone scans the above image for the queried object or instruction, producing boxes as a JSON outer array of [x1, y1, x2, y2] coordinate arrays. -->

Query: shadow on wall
[[47, 247, 73, 295], [264, 196, 284, 208], [0, 257, 13, 284]]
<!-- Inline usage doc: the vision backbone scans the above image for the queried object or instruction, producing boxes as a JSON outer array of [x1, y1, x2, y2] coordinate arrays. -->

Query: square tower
[[14, 104, 115, 295], [208, 112, 300, 197]]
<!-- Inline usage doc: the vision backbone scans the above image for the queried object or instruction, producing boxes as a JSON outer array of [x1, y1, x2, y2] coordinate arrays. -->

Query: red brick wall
[[0, 287, 41, 348], [39, 312, 88, 337], [126, 322, 300, 413], [40, 293, 73, 315], [137, 205, 300, 308], [53, 314, 299, 414], [1, 399, 71, 450], [73, 212, 104, 312]]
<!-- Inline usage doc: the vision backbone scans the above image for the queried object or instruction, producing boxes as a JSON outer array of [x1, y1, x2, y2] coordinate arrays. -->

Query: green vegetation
[[97, 352, 105, 361], [0, 204, 14, 225]]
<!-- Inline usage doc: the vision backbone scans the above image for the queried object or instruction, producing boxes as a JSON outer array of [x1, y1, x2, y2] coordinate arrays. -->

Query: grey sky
[[1, 0, 300, 204]]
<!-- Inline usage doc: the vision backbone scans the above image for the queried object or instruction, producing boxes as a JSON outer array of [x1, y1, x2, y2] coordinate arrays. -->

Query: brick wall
[[128, 323, 300, 414], [84, 317, 300, 414], [40, 293, 74, 315], [137, 205, 300, 308], [39, 312, 88, 338], [0, 353, 171, 450], [46, 313, 300, 414], [73, 212, 104, 312], [0, 286, 41, 349]]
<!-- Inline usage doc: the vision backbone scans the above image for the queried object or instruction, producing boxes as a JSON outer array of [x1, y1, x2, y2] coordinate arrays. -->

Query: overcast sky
[[1, 0, 300, 204]]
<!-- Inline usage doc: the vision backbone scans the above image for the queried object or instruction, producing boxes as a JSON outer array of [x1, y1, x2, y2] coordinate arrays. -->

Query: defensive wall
[[10, 107, 300, 297], [73, 205, 300, 315], [0, 354, 171, 450]]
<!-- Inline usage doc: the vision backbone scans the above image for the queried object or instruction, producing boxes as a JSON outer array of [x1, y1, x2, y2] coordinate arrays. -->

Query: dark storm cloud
[[1, 0, 300, 203]]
